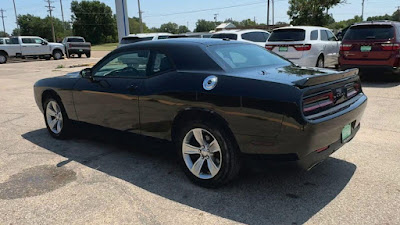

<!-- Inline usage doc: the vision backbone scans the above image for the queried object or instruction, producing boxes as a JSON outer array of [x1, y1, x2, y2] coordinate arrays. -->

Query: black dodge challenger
[[34, 39, 367, 187]]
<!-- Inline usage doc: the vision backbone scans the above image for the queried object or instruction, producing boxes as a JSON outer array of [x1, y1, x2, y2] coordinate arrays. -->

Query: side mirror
[[42, 41, 48, 45], [80, 68, 93, 79]]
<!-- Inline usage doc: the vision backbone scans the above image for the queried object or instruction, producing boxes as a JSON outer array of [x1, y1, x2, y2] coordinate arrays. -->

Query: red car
[[339, 21, 400, 74]]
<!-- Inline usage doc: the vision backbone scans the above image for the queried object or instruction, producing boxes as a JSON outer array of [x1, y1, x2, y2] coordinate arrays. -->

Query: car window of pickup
[[94, 50, 150, 78]]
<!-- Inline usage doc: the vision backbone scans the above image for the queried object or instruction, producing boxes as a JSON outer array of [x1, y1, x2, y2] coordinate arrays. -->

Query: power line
[[144, 1, 266, 18], [44, 0, 56, 42], [0, 9, 6, 35]]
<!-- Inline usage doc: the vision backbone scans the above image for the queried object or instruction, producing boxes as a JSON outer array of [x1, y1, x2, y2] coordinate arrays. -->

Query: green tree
[[11, 28, 20, 36], [17, 14, 71, 42], [288, 0, 344, 26], [178, 25, 190, 33], [328, 15, 362, 30], [0, 31, 9, 37], [71, 0, 117, 44], [194, 19, 217, 32], [158, 22, 179, 34], [239, 19, 257, 27], [129, 17, 149, 34], [367, 14, 393, 21]]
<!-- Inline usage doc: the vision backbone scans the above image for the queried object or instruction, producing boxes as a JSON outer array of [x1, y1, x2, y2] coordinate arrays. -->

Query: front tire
[[176, 120, 241, 188], [53, 50, 63, 60], [44, 97, 71, 139]]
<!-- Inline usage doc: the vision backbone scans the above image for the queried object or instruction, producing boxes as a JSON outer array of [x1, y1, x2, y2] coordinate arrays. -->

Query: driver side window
[[94, 50, 150, 78]]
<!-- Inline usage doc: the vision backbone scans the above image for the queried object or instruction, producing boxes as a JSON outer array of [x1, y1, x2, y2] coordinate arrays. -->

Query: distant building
[[215, 23, 237, 31]]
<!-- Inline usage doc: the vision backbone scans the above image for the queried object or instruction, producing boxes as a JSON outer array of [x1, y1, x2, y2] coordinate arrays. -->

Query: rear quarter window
[[268, 29, 305, 42], [310, 30, 318, 40], [344, 25, 395, 40]]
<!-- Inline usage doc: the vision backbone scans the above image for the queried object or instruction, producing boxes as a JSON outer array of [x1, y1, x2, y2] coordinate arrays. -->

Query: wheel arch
[[52, 48, 64, 55], [41, 89, 64, 111], [0, 50, 9, 57], [171, 107, 239, 148]]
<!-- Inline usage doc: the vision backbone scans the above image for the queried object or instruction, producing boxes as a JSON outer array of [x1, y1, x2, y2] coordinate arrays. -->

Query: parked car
[[339, 21, 400, 74], [119, 33, 172, 46], [33, 39, 367, 187], [211, 29, 270, 47], [266, 26, 340, 68], [62, 36, 91, 58], [168, 33, 212, 38], [0, 36, 65, 64]]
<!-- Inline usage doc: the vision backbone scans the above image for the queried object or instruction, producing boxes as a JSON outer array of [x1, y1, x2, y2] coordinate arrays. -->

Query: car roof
[[123, 33, 172, 38], [213, 29, 270, 34], [352, 20, 400, 27], [273, 26, 329, 31]]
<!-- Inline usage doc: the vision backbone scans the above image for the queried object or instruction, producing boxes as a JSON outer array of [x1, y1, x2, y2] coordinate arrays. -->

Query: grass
[[56, 65, 65, 69], [91, 43, 118, 51]]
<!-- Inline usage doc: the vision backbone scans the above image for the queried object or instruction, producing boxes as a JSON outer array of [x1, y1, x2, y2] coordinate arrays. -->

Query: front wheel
[[44, 98, 71, 139], [176, 120, 241, 188], [53, 50, 63, 60]]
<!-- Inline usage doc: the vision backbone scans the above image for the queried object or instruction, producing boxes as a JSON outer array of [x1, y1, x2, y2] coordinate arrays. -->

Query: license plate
[[79, 49, 83, 52], [341, 124, 352, 142], [279, 46, 288, 52], [360, 46, 371, 52]]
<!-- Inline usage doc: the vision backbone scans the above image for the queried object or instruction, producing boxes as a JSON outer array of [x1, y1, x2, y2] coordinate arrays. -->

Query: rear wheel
[[176, 120, 241, 188], [0, 52, 7, 64], [85, 52, 91, 58], [44, 97, 71, 139], [77, 53, 82, 58], [316, 55, 325, 68], [53, 50, 63, 60]]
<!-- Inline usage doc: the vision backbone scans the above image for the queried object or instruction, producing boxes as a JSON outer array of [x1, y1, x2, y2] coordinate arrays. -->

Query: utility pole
[[272, 0, 274, 25], [361, 0, 365, 21], [12, 0, 19, 35], [267, 0, 270, 26], [137, 0, 143, 33], [214, 13, 219, 23], [0, 9, 6, 35], [59, 0, 65, 30], [45, 0, 56, 42]]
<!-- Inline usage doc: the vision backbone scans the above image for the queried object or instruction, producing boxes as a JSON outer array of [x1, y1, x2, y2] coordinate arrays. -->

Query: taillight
[[293, 44, 311, 51], [265, 45, 275, 50], [381, 43, 400, 51], [340, 44, 352, 51], [346, 83, 361, 98], [303, 92, 334, 114]]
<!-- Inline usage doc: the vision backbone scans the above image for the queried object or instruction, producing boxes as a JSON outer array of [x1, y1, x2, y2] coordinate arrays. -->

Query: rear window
[[208, 44, 290, 69], [344, 25, 395, 40], [268, 29, 306, 42], [211, 33, 238, 40], [67, 38, 84, 42], [120, 36, 153, 44]]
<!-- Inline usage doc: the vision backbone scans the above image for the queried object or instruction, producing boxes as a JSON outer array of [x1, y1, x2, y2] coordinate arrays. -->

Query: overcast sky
[[0, 0, 397, 34]]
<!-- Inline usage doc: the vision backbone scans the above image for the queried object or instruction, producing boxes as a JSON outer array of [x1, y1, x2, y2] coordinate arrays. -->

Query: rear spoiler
[[294, 68, 359, 88]]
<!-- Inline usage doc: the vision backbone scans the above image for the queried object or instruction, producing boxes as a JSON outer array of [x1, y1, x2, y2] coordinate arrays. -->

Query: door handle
[[127, 84, 138, 92]]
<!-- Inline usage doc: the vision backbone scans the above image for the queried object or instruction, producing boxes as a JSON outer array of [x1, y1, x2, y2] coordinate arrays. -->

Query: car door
[[320, 30, 333, 66], [72, 50, 151, 132], [32, 37, 49, 55], [21, 38, 37, 55]]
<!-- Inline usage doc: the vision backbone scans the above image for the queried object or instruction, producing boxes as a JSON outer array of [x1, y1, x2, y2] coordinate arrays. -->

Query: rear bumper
[[67, 49, 90, 54], [239, 93, 367, 169], [340, 64, 400, 74], [289, 56, 317, 68], [339, 56, 400, 74]]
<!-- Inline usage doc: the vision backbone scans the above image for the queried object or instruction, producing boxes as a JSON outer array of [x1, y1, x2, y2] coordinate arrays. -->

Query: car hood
[[229, 65, 356, 87], [49, 42, 64, 47]]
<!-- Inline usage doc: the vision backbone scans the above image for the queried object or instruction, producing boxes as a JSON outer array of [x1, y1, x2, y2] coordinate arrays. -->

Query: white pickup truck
[[0, 36, 65, 64]]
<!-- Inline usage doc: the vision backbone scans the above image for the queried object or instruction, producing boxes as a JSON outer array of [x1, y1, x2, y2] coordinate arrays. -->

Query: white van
[[119, 33, 172, 47]]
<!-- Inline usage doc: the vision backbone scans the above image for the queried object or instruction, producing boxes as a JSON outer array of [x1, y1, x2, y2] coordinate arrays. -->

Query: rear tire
[[85, 52, 91, 58], [316, 55, 325, 68], [77, 53, 82, 58], [176, 119, 241, 188], [43, 97, 71, 139], [0, 52, 7, 64]]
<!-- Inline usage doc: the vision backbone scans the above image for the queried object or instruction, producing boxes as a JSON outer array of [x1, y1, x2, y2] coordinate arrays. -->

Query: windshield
[[211, 33, 238, 40], [344, 25, 394, 40], [208, 44, 290, 69], [120, 36, 153, 44], [268, 29, 306, 42]]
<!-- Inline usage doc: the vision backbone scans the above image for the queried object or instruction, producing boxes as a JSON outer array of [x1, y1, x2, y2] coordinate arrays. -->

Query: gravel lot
[[0, 53, 399, 225]]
